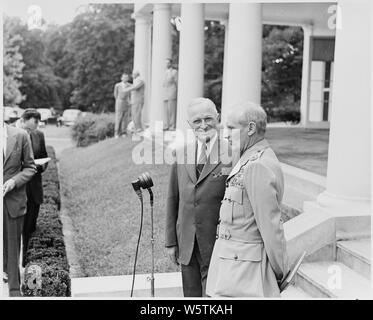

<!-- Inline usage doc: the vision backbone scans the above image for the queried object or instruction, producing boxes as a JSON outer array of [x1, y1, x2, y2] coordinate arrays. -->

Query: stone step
[[337, 239, 371, 280], [72, 272, 183, 298], [282, 185, 315, 215], [295, 261, 371, 299], [281, 163, 326, 199], [280, 284, 312, 299]]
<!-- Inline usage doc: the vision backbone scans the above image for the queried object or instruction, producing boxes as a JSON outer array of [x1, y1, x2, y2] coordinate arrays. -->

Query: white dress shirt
[[196, 132, 218, 161]]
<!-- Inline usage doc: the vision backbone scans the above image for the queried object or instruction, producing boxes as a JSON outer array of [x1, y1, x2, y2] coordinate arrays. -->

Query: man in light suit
[[114, 73, 131, 138], [3, 119, 36, 296], [206, 102, 289, 297], [165, 98, 234, 297], [163, 58, 178, 131], [19, 109, 48, 267], [130, 70, 145, 133]]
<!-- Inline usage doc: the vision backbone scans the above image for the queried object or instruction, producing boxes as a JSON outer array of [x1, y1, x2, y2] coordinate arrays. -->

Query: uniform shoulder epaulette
[[248, 149, 265, 162]]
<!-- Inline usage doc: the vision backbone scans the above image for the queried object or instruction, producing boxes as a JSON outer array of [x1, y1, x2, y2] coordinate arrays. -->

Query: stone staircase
[[281, 163, 326, 221], [293, 238, 371, 299], [280, 164, 371, 299]]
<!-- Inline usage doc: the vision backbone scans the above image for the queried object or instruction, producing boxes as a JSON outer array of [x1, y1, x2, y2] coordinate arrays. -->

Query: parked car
[[36, 108, 60, 126], [58, 109, 82, 126]]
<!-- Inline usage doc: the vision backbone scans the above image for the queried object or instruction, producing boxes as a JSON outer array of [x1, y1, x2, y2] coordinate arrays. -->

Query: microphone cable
[[147, 188, 155, 297], [130, 189, 143, 297]]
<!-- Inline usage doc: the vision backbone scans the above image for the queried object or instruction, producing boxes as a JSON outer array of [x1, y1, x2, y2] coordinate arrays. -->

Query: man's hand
[[166, 246, 179, 265], [3, 179, 16, 196]]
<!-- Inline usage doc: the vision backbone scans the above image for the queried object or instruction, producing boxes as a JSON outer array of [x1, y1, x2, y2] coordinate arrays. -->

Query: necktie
[[196, 142, 207, 178]]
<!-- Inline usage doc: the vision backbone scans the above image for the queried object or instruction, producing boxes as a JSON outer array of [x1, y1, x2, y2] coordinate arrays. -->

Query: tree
[[262, 25, 303, 120], [3, 16, 25, 106], [204, 20, 225, 112], [67, 3, 135, 112]]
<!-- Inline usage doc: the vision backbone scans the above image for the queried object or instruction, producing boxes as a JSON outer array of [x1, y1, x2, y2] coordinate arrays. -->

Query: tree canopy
[[4, 5, 303, 121], [3, 16, 25, 106]]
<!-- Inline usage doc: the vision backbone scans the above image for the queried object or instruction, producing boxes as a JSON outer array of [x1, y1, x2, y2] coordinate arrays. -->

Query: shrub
[[264, 101, 301, 124], [71, 113, 115, 147], [21, 146, 71, 297]]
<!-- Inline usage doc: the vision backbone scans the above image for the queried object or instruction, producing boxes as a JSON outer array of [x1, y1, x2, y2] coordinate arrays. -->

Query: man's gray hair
[[187, 98, 218, 117], [235, 102, 267, 135]]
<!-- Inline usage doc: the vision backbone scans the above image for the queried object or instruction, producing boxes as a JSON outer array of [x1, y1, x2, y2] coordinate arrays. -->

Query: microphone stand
[[148, 188, 155, 297], [131, 172, 155, 297]]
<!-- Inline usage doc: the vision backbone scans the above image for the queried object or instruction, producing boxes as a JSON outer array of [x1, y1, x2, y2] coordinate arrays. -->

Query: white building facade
[[132, 0, 371, 220]]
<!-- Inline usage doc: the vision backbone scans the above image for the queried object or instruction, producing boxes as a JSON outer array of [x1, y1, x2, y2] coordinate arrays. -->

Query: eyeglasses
[[190, 116, 216, 127]]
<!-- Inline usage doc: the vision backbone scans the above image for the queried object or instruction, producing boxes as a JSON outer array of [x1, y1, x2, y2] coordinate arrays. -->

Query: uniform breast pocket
[[222, 187, 244, 223]]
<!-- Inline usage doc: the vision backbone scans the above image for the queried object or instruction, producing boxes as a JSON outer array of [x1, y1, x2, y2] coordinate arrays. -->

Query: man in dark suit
[[19, 109, 48, 266], [165, 98, 234, 297], [3, 119, 36, 296]]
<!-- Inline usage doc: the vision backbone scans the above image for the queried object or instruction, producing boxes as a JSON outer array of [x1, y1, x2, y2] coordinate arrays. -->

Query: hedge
[[21, 146, 71, 297], [71, 113, 115, 147]]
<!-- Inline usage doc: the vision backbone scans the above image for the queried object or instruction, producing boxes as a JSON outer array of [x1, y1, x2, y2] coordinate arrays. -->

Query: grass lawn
[[59, 128, 329, 277], [59, 137, 179, 277]]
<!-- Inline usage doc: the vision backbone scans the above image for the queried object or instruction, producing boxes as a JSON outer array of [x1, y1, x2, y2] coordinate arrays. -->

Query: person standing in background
[[130, 70, 145, 133], [3, 116, 36, 296], [163, 58, 178, 131], [114, 73, 131, 138], [19, 109, 48, 267]]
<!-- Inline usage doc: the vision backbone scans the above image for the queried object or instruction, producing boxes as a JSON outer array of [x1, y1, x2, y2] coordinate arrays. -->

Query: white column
[[220, 3, 262, 121], [220, 19, 229, 123], [133, 13, 152, 126], [149, 4, 172, 131], [176, 4, 205, 132], [300, 24, 313, 128], [317, 1, 371, 215]]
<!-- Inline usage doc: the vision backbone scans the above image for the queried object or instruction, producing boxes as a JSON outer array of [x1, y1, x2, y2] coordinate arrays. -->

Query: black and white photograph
[[1, 0, 372, 304]]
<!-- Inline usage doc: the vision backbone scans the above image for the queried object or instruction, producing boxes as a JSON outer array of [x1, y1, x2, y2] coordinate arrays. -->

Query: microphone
[[130, 172, 155, 297], [132, 172, 153, 192]]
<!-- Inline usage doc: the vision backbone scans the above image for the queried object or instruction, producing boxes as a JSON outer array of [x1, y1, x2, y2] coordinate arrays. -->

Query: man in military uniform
[[206, 102, 289, 297]]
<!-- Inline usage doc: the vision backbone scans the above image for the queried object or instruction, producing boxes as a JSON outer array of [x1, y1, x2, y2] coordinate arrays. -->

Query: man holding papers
[[19, 109, 49, 266], [3, 115, 36, 296]]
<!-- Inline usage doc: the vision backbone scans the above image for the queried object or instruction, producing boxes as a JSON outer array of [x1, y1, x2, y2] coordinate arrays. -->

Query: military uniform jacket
[[206, 139, 289, 297], [165, 137, 233, 266]]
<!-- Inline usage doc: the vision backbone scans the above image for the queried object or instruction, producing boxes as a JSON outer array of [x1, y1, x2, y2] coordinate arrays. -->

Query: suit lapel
[[197, 138, 221, 184], [185, 143, 197, 184], [4, 127, 17, 166]]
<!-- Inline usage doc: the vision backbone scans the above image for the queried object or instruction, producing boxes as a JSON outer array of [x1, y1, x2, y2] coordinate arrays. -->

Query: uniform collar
[[227, 139, 269, 180], [241, 138, 269, 159]]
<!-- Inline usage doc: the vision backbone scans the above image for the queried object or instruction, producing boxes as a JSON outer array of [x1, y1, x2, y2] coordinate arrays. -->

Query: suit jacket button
[[234, 254, 238, 260]]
